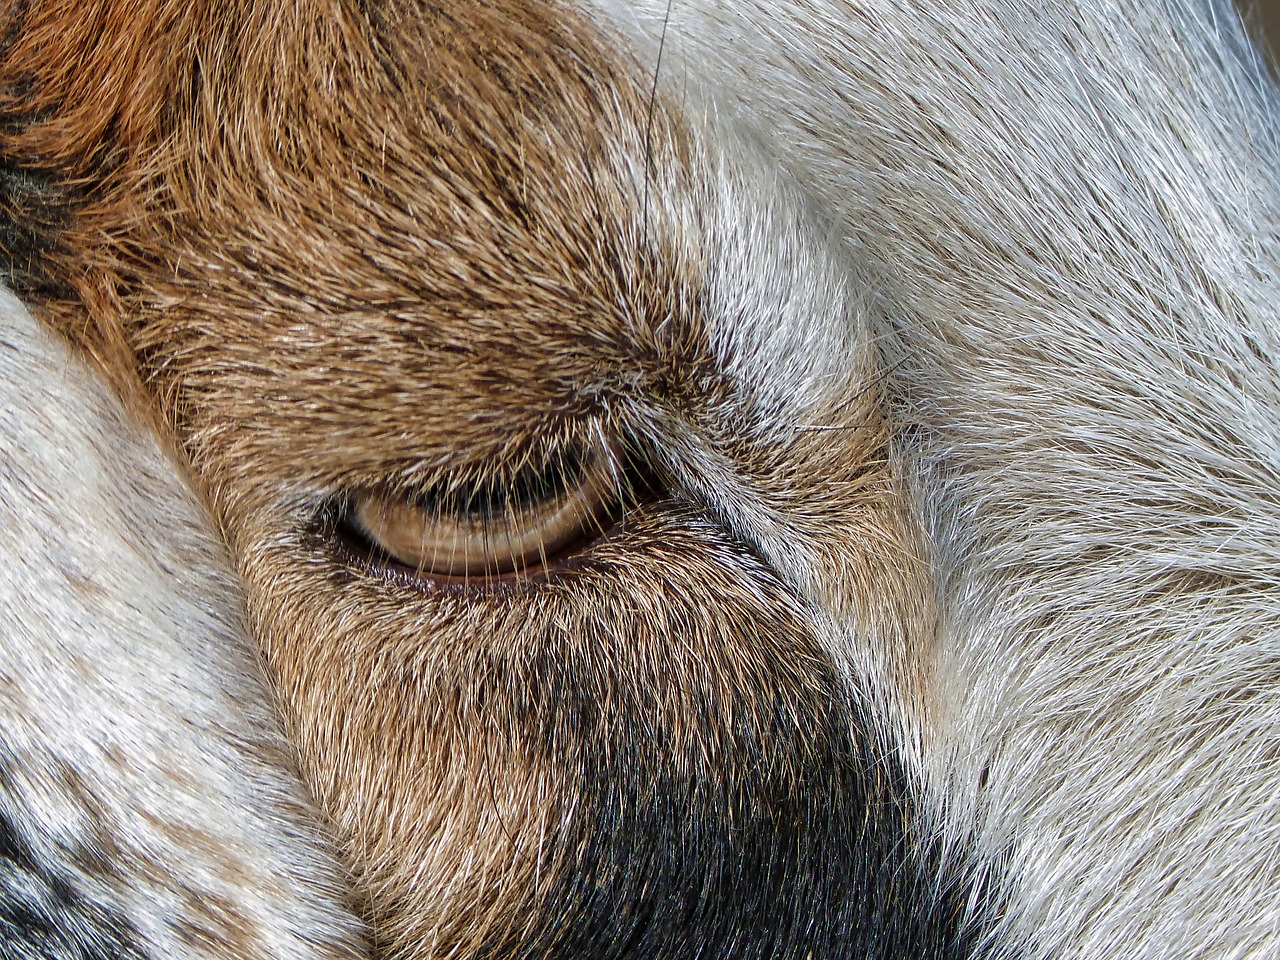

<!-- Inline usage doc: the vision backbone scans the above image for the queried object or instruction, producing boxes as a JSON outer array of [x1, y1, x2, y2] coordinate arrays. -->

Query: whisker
[[641, 0, 674, 247]]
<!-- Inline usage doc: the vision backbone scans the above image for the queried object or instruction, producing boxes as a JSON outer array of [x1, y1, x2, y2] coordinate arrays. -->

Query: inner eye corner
[[322, 434, 657, 589]]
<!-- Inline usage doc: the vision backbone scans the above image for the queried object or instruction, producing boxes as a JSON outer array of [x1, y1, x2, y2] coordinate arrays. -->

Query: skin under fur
[[1, 0, 1278, 957]]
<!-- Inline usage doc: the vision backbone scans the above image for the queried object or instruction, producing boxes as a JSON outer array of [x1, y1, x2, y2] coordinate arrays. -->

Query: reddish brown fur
[[0, 0, 938, 954]]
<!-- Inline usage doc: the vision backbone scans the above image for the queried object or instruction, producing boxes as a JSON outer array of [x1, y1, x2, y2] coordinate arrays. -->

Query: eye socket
[[342, 442, 625, 582]]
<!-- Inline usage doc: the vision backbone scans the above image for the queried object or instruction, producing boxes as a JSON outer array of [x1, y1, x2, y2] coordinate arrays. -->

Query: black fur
[[0, 803, 146, 960], [447, 514, 998, 959]]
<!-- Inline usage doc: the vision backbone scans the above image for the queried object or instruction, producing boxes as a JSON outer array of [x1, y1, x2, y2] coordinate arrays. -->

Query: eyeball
[[344, 442, 623, 581]]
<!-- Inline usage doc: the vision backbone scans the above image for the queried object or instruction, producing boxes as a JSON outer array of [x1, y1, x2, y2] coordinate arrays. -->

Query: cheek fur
[[236, 501, 975, 957]]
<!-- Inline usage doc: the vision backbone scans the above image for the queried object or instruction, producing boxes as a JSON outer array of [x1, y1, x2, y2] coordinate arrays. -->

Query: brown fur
[[0, 0, 939, 954]]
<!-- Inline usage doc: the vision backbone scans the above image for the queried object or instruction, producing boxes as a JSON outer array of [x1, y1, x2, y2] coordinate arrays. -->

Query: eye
[[341, 441, 625, 582]]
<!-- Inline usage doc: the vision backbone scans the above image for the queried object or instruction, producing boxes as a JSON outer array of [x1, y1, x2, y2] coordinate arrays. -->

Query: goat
[[1, 0, 1278, 957]]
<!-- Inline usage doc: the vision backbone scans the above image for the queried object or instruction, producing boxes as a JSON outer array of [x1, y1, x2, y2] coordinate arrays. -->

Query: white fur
[[0, 288, 366, 958], [583, 0, 1280, 955]]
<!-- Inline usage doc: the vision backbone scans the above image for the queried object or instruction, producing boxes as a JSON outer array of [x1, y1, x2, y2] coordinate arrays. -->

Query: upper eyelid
[[372, 431, 626, 507], [411, 460, 585, 518]]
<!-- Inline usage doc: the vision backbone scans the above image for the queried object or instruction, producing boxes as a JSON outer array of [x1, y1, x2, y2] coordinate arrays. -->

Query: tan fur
[[0, 0, 936, 953]]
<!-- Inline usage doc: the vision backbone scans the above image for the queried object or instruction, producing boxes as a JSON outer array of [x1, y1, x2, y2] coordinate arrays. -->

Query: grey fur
[[584, 0, 1280, 955]]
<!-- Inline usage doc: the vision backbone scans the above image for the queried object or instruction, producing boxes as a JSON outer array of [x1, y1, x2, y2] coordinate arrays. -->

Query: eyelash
[[330, 438, 647, 588]]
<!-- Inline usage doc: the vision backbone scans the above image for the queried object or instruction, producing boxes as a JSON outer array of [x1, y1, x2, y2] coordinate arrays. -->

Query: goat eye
[[343, 443, 622, 581]]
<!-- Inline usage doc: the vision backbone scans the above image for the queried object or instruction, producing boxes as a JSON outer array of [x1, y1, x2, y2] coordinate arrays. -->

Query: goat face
[[2, 0, 1279, 957]]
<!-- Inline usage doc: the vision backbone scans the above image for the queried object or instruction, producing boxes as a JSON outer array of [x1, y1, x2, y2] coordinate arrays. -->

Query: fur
[[0, 0, 1278, 957], [0, 287, 366, 958], [579, 2, 1280, 955]]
